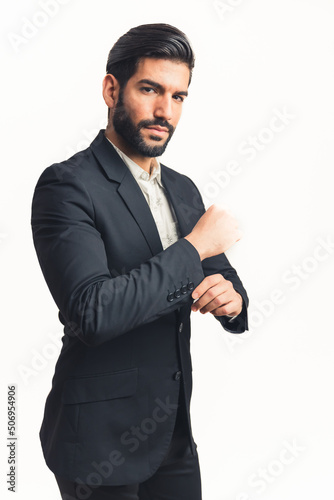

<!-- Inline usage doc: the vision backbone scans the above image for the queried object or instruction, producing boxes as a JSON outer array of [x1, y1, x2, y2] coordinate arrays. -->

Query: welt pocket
[[62, 367, 138, 405]]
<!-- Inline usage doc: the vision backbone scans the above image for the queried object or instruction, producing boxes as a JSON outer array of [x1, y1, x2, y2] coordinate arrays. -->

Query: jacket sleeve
[[201, 253, 249, 333], [31, 164, 206, 346], [183, 175, 249, 334]]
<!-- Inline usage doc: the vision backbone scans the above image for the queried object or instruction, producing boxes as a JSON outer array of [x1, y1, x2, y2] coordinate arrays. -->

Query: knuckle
[[213, 297, 222, 307]]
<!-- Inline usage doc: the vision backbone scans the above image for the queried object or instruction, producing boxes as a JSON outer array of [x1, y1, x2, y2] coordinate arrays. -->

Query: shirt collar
[[105, 136, 163, 187]]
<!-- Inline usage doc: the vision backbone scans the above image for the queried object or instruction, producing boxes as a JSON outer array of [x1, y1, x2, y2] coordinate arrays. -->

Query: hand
[[184, 204, 242, 261], [190, 274, 243, 317]]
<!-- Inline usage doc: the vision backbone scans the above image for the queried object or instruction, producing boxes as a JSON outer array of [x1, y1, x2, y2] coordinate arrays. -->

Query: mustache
[[138, 119, 174, 134]]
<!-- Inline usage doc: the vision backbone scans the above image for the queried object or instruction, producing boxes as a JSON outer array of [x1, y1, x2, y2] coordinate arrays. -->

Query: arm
[[200, 254, 249, 333], [183, 176, 249, 333], [31, 165, 206, 347]]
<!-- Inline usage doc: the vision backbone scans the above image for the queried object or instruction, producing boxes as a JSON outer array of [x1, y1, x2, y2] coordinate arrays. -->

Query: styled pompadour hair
[[106, 23, 195, 89]]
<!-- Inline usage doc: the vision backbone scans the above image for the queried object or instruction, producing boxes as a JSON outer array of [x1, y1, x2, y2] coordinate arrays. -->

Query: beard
[[111, 88, 175, 157]]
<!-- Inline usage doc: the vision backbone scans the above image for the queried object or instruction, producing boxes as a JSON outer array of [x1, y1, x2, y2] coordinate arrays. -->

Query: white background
[[1, 0, 334, 499]]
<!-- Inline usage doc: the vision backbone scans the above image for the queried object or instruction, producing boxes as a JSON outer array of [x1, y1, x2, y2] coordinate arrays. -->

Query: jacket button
[[179, 323, 183, 333], [174, 371, 182, 380], [187, 282, 194, 291], [174, 288, 181, 298], [167, 292, 174, 302], [181, 285, 187, 294]]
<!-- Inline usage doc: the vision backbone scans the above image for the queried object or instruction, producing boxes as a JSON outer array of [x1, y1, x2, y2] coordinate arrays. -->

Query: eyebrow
[[137, 79, 188, 97]]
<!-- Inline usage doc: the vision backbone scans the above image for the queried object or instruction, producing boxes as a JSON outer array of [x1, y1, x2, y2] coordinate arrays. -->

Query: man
[[31, 23, 248, 500]]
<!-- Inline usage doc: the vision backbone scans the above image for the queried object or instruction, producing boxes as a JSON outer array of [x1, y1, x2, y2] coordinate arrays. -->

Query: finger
[[192, 288, 230, 313], [192, 280, 234, 312], [191, 274, 226, 300], [198, 286, 239, 314], [191, 284, 226, 311], [205, 299, 236, 316], [197, 293, 231, 314]]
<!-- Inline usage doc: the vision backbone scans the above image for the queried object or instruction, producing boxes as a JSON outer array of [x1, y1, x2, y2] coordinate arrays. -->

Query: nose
[[154, 94, 173, 122]]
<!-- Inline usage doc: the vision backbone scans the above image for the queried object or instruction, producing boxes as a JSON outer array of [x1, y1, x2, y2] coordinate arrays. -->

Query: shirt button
[[179, 323, 183, 333], [174, 371, 182, 380]]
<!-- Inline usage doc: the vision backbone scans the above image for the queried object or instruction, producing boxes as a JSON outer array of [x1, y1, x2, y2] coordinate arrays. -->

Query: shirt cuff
[[226, 314, 239, 323]]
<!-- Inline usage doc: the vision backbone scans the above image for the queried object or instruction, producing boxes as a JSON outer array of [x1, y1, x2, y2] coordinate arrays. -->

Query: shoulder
[[34, 147, 95, 188], [31, 147, 98, 222]]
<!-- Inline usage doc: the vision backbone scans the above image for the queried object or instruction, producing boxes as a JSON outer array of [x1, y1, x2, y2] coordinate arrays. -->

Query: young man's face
[[111, 57, 190, 157]]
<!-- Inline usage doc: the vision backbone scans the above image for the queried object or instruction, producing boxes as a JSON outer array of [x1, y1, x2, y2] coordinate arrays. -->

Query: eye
[[173, 95, 184, 103], [140, 87, 156, 94]]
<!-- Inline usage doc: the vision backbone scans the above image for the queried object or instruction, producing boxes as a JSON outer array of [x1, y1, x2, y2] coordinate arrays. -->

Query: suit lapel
[[160, 167, 197, 238], [90, 131, 163, 256], [117, 173, 163, 256], [90, 130, 197, 257]]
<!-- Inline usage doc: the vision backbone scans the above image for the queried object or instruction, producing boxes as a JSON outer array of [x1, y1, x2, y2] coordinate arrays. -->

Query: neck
[[105, 127, 155, 174]]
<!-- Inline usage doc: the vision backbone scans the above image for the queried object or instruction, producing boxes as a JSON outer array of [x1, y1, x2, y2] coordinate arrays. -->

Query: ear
[[102, 74, 120, 111]]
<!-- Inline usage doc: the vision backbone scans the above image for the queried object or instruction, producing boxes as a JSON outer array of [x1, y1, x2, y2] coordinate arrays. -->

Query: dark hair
[[106, 23, 195, 90]]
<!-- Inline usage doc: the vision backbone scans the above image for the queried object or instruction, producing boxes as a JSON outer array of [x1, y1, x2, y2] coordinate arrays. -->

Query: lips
[[145, 126, 168, 135], [146, 125, 168, 132]]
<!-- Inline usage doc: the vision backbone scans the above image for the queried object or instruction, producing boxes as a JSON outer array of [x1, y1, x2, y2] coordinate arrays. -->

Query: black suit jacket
[[31, 130, 248, 485]]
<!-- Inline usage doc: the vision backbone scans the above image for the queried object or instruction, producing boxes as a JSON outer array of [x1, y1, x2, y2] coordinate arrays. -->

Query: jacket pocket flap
[[62, 367, 138, 404]]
